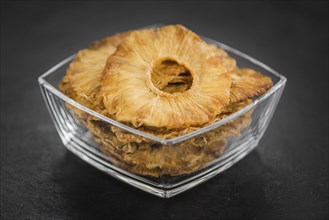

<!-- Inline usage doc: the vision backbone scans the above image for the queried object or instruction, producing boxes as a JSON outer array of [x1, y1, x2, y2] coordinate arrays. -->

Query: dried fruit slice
[[229, 68, 273, 103], [101, 25, 232, 129], [63, 33, 127, 111], [208, 44, 237, 72], [89, 100, 253, 177]]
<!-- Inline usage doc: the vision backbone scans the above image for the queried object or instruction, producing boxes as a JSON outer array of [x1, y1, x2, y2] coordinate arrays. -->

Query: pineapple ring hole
[[151, 59, 193, 94]]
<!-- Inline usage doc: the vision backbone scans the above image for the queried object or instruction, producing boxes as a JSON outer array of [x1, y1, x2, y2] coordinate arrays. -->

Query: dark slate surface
[[1, 1, 328, 219]]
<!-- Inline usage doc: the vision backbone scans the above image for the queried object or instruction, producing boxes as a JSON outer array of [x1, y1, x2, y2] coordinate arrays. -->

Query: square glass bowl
[[38, 33, 286, 198]]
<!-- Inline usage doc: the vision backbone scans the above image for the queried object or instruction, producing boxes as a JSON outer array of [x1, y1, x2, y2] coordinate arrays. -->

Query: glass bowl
[[38, 29, 286, 198]]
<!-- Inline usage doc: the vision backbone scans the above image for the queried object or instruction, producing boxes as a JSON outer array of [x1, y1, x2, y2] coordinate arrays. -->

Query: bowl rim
[[38, 30, 287, 145]]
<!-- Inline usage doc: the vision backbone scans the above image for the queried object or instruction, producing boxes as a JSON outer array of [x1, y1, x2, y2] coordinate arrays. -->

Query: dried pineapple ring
[[94, 100, 252, 177], [101, 25, 232, 129], [65, 33, 127, 110], [208, 44, 236, 72], [229, 68, 273, 104]]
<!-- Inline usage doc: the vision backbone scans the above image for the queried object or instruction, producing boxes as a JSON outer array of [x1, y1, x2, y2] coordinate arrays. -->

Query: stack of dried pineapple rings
[[59, 25, 272, 177]]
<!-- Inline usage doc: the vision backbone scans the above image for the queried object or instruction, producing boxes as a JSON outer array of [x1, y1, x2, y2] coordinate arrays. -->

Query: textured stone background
[[1, 1, 328, 219]]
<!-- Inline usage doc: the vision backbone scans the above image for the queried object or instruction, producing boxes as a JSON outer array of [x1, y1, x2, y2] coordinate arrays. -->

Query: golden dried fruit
[[64, 33, 127, 111], [58, 25, 273, 177], [229, 68, 273, 103], [101, 25, 232, 129], [89, 100, 253, 177]]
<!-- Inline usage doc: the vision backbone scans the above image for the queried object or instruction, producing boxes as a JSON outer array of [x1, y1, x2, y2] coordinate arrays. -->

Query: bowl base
[[63, 133, 259, 198]]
